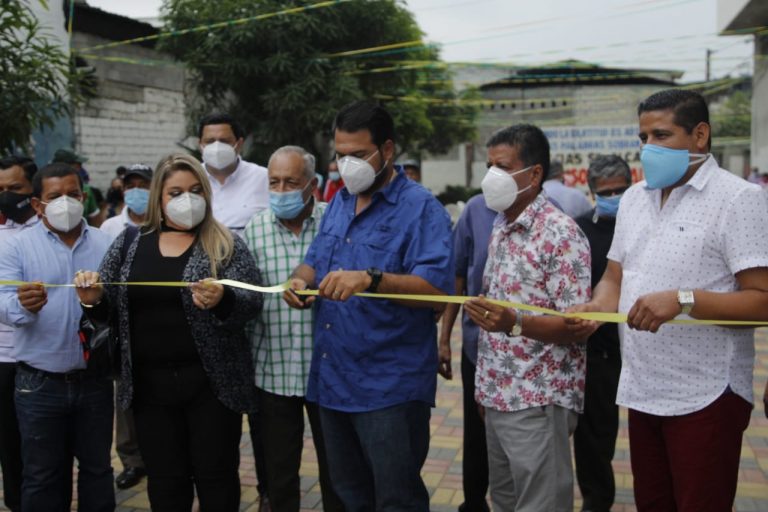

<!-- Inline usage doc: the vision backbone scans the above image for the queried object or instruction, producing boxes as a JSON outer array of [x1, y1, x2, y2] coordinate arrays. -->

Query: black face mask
[[0, 191, 34, 223], [106, 188, 123, 205]]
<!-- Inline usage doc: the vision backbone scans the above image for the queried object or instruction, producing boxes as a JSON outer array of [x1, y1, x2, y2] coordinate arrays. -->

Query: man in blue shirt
[[284, 100, 453, 511], [0, 163, 113, 511], [438, 193, 496, 512]]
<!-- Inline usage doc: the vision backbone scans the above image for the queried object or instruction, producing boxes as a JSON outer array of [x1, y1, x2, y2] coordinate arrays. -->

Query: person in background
[[543, 160, 592, 218], [466, 124, 591, 512], [438, 191, 496, 512], [567, 89, 768, 512], [100, 164, 153, 241], [284, 100, 453, 511], [401, 159, 422, 183], [0, 156, 39, 512], [0, 163, 114, 511], [99, 163, 154, 490], [51, 148, 102, 226], [321, 160, 344, 202], [244, 145, 342, 512], [105, 177, 124, 219], [75, 153, 262, 511], [573, 155, 632, 512], [199, 113, 269, 236]]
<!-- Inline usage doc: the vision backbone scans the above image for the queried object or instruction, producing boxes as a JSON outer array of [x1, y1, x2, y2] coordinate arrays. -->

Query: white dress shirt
[[608, 156, 768, 415], [0, 216, 39, 362], [205, 158, 269, 235]]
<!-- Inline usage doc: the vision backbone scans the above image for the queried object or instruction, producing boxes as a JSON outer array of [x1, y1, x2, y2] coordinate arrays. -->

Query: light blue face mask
[[124, 188, 149, 215], [640, 144, 708, 189], [269, 182, 311, 220], [595, 194, 622, 218]]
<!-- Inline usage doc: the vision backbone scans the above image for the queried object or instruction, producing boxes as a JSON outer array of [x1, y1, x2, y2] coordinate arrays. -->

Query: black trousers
[[573, 349, 621, 512], [461, 352, 490, 512], [257, 389, 343, 512], [0, 362, 22, 511], [132, 363, 242, 512]]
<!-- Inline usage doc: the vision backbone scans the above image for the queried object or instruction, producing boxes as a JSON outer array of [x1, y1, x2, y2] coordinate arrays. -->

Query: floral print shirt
[[475, 193, 591, 413]]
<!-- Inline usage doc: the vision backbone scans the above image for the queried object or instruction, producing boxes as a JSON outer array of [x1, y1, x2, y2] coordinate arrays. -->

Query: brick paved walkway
[[2, 327, 768, 511]]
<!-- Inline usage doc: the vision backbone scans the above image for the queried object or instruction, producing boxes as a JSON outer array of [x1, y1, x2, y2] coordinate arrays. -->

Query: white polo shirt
[[608, 156, 768, 416], [99, 207, 138, 240], [0, 215, 39, 362], [205, 158, 269, 235]]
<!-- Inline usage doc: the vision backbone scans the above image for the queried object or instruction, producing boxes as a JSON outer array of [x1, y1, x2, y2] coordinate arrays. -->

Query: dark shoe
[[115, 466, 146, 489], [258, 495, 271, 512]]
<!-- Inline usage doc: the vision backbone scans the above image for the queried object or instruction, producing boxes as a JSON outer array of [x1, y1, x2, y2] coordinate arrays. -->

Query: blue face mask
[[124, 188, 149, 215], [270, 183, 311, 219], [328, 171, 341, 182], [640, 144, 708, 190], [595, 194, 622, 218]]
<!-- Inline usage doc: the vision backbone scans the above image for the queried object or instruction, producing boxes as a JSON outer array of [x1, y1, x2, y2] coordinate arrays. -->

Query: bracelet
[[80, 299, 102, 309]]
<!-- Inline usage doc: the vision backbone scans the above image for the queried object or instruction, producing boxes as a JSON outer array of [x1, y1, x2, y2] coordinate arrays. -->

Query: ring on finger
[[483, 310, 489, 319]]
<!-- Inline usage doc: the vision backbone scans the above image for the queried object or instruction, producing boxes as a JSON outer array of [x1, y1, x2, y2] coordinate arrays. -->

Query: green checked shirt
[[244, 201, 327, 397]]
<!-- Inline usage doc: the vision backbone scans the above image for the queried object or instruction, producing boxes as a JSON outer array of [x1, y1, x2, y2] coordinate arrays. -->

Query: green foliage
[[712, 90, 751, 139], [0, 0, 82, 153], [160, 0, 478, 164]]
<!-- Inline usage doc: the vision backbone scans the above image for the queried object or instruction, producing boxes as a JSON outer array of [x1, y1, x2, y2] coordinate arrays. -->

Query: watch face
[[512, 325, 522, 336]]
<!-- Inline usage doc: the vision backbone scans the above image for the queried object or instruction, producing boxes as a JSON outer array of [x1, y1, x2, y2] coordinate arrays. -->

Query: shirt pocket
[[359, 227, 404, 273], [650, 221, 706, 285]]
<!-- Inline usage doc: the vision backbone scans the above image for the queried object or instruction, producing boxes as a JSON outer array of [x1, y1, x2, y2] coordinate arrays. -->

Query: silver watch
[[677, 289, 695, 315], [508, 309, 523, 337]]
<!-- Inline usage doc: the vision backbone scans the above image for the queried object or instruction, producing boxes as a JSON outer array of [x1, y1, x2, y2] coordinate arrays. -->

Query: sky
[[86, 0, 755, 83]]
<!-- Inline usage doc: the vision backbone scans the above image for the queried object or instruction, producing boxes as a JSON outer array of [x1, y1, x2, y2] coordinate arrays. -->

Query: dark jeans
[[0, 362, 22, 511], [460, 352, 489, 512], [247, 411, 269, 497], [132, 363, 242, 512], [258, 389, 343, 512], [573, 348, 621, 512], [319, 401, 431, 512], [14, 365, 114, 512]]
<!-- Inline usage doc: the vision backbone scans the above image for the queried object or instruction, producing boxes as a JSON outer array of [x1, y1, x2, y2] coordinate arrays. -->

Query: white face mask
[[165, 192, 207, 229], [481, 165, 533, 213], [337, 150, 387, 195], [42, 195, 84, 233], [202, 141, 238, 170]]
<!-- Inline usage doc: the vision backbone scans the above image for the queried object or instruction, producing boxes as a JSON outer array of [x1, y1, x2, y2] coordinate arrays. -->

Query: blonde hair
[[145, 153, 234, 278]]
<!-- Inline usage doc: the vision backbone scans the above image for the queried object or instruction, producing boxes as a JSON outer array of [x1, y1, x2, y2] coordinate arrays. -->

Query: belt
[[17, 361, 90, 383]]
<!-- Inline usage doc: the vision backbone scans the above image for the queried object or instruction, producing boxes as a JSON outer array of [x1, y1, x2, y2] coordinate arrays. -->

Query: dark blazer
[[98, 227, 262, 413]]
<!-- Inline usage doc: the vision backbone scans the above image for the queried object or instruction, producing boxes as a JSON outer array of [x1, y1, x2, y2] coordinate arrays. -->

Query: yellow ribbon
[[2, 280, 767, 326]]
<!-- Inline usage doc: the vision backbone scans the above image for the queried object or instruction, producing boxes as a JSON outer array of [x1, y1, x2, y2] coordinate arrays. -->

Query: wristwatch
[[507, 309, 524, 337], [366, 268, 383, 293], [677, 289, 695, 315]]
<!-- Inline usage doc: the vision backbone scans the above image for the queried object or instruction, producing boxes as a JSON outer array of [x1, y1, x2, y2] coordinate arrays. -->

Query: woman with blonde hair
[[75, 153, 262, 511]]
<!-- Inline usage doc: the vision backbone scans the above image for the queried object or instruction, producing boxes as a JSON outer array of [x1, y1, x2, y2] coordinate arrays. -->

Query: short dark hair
[[587, 155, 632, 192], [32, 163, 83, 198], [637, 89, 709, 134], [197, 112, 245, 140], [0, 155, 38, 182], [333, 100, 395, 147], [486, 124, 551, 182]]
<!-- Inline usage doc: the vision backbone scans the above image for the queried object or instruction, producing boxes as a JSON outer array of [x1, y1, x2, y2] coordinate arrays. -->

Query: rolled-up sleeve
[[403, 199, 454, 295]]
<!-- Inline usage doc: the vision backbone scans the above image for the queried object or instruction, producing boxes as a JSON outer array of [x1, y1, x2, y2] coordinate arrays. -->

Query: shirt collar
[[205, 157, 243, 185], [683, 155, 717, 191], [40, 218, 90, 242], [504, 193, 547, 232]]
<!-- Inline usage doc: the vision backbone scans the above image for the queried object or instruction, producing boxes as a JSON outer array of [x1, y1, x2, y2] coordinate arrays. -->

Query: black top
[[576, 210, 620, 357], [128, 230, 199, 366]]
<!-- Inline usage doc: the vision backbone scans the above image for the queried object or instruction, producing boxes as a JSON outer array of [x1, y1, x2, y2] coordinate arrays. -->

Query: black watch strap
[[366, 268, 383, 293]]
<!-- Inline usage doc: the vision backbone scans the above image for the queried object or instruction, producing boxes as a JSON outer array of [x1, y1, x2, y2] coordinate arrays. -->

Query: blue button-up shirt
[[452, 194, 497, 365], [304, 168, 453, 412], [0, 221, 112, 373]]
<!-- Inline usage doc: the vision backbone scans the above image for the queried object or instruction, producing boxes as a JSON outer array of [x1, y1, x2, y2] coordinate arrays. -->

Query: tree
[[0, 0, 81, 153], [711, 90, 751, 139], [160, 0, 478, 164]]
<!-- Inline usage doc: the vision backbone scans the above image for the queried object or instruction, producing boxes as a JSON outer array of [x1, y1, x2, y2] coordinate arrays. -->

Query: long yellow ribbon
[[2, 279, 766, 327]]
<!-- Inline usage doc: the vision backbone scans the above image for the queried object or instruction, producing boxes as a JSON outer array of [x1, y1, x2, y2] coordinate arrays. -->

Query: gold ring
[[484, 310, 489, 319]]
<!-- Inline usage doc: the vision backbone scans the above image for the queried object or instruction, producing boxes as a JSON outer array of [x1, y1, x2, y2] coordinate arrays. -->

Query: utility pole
[[706, 48, 712, 81]]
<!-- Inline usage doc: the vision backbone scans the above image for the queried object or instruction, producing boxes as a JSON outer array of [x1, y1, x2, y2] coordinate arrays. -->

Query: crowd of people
[[0, 89, 766, 512]]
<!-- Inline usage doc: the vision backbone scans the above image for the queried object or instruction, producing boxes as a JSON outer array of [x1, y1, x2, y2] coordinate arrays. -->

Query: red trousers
[[628, 391, 752, 512]]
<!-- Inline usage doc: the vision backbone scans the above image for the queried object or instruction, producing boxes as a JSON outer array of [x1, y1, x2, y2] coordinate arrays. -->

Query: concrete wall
[[71, 32, 188, 190]]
